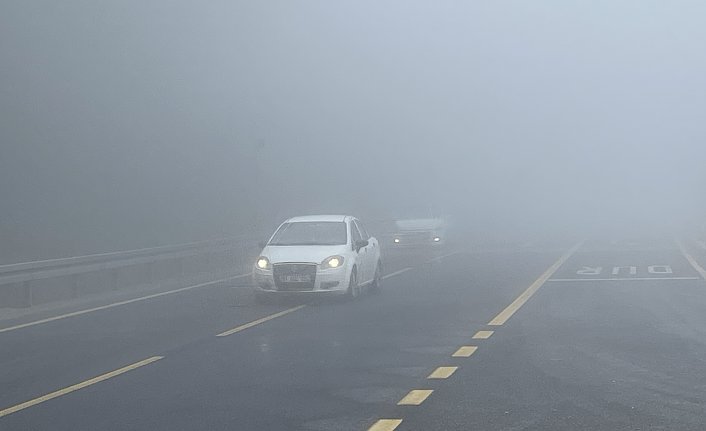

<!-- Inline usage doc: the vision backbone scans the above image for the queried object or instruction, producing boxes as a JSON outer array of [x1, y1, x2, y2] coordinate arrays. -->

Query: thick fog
[[2, 1, 705, 262]]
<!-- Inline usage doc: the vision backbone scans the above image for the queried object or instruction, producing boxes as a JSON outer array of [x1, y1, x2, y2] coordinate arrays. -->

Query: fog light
[[394, 238, 400, 243], [433, 237, 440, 242]]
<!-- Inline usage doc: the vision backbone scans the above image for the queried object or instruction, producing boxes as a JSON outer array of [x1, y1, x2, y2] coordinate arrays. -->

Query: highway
[[2, 238, 706, 430]]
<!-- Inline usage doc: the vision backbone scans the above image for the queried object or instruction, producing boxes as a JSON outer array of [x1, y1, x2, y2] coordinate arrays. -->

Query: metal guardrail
[[0, 237, 253, 285], [0, 236, 262, 308], [0, 240, 216, 273]]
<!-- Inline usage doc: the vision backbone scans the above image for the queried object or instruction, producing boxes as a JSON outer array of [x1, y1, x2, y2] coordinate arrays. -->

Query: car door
[[349, 220, 368, 283], [356, 219, 379, 279], [353, 219, 374, 284]]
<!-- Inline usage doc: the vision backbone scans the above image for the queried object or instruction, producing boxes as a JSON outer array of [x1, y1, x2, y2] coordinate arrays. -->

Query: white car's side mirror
[[354, 240, 369, 251]]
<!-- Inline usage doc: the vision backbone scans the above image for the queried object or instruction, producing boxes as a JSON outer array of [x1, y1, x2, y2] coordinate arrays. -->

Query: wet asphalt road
[[2, 238, 706, 430]]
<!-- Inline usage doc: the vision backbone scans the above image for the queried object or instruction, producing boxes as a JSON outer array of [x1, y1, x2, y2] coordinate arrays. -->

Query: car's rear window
[[269, 221, 348, 246]]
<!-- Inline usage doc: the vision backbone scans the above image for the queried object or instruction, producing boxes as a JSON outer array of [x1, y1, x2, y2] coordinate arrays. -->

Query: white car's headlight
[[321, 255, 344, 269], [256, 256, 271, 270], [394, 238, 400, 243], [433, 237, 441, 242]]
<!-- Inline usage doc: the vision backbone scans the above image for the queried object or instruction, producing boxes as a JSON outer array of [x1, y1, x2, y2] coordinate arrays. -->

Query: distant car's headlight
[[322, 255, 344, 269], [394, 238, 400, 244], [433, 237, 441, 242], [256, 256, 271, 270]]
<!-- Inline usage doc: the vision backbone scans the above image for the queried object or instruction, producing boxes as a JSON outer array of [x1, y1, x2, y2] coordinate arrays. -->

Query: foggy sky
[[2, 1, 705, 261]]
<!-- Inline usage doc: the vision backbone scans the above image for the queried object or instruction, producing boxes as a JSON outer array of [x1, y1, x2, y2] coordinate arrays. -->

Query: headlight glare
[[322, 255, 344, 269], [256, 256, 270, 269]]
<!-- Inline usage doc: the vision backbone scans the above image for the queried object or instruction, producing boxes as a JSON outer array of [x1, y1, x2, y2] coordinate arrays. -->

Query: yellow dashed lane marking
[[367, 419, 403, 431], [0, 356, 163, 418], [488, 241, 583, 326], [473, 330, 494, 339], [452, 346, 478, 357], [397, 389, 433, 406], [217, 305, 306, 336], [428, 366, 458, 379]]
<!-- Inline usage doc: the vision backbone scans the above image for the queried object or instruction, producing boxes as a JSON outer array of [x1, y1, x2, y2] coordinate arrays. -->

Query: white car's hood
[[263, 245, 349, 264]]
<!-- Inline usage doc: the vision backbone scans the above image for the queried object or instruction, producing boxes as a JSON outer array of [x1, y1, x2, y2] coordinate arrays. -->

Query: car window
[[269, 222, 348, 246], [354, 220, 370, 240], [350, 221, 362, 244]]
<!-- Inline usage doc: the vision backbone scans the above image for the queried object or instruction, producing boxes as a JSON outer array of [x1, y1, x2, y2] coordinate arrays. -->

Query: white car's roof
[[286, 215, 349, 223]]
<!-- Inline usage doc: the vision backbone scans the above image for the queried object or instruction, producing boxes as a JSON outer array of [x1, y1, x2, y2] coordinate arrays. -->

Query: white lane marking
[[577, 266, 602, 275], [0, 356, 163, 418], [677, 239, 706, 280], [382, 267, 413, 280], [216, 305, 306, 337], [577, 265, 674, 275], [425, 251, 459, 264], [548, 277, 700, 282], [0, 274, 251, 334]]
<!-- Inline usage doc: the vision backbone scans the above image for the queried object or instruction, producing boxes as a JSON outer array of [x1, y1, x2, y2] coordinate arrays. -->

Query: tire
[[345, 269, 360, 300], [369, 262, 383, 294]]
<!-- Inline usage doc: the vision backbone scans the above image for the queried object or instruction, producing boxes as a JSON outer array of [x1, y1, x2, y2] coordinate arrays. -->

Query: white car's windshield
[[269, 222, 347, 246]]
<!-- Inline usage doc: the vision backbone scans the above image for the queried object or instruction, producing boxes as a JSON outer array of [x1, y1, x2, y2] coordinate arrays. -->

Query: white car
[[253, 215, 382, 299]]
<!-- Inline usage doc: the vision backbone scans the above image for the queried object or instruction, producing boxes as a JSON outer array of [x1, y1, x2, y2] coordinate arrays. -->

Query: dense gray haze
[[2, 1, 705, 262]]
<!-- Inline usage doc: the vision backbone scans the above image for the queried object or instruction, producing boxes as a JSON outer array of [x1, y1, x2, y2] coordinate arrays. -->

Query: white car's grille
[[273, 263, 317, 291]]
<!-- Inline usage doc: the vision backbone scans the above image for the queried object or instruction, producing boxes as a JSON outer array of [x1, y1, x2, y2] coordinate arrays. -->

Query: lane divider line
[[0, 274, 251, 334], [0, 356, 163, 418], [472, 330, 494, 339], [452, 346, 478, 357], [488, 241, 583, 326], [367, 419, 403, 431], [677, 239, 706, 280], [397, 389, 433, 406], [216, 305, 306, 337], [427, 366, 458, 379], [382, 267, 413, 280], [547, 277, 700, 282], [425, 251, 460, 264]]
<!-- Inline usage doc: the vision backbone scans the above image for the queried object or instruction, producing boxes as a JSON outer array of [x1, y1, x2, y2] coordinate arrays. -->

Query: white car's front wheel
[[369, 262, 382, 294], [346, 270, 360, 299]]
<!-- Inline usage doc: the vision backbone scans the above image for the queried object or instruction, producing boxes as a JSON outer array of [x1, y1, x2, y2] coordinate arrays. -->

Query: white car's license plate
[[280, 274, 311, 283]]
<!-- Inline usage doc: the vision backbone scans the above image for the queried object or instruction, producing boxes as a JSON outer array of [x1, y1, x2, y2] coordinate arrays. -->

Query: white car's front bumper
[[253, 265, 350, 295]]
